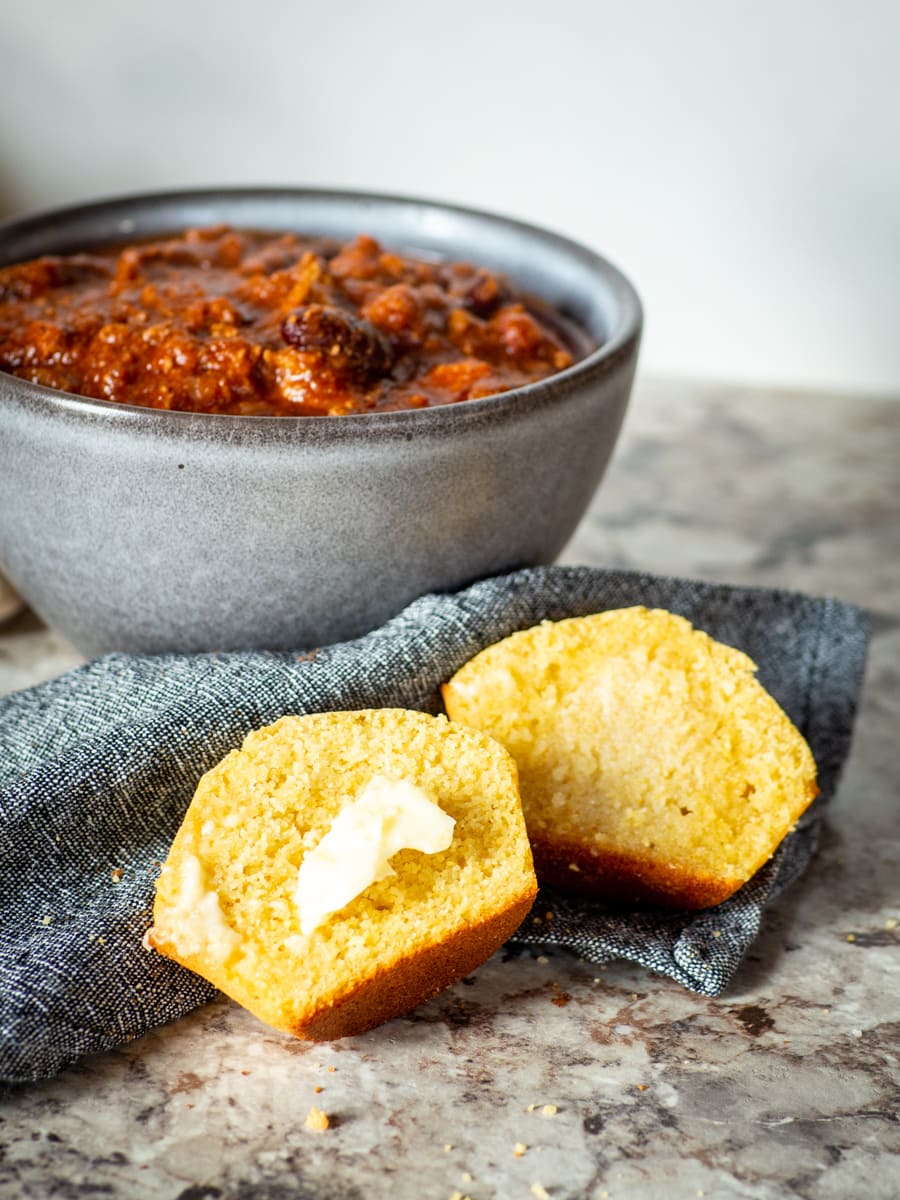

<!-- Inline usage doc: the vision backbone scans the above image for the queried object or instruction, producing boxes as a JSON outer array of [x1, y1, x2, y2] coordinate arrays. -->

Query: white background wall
[[2, 0, 898, 395]]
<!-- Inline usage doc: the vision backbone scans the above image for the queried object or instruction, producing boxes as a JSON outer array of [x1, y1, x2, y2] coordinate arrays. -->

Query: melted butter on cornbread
[[294, 775, 456, 936], [162, 852, 243, 962]]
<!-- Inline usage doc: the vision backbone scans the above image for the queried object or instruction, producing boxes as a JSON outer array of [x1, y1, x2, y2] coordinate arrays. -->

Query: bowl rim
[[0, 185, 642, 436]]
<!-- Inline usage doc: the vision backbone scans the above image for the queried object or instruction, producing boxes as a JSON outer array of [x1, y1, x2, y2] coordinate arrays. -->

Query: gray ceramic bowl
[[0, 188, 641, 656]]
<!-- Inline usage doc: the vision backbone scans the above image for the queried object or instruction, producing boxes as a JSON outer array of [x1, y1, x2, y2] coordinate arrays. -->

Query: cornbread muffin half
[[442, 608, 818, 909], [149, 709, 536, 1040]]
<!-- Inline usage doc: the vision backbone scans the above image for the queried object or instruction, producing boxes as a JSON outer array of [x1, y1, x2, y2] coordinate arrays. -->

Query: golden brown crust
[[149, 885, 536, 1040], [529, 835, 742, 910], [530, 775, 818, 909], [282, 886, 536, 1040]]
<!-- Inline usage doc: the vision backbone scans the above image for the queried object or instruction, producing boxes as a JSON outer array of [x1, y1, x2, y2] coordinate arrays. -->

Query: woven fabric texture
[[0, 566, 869, 1083]]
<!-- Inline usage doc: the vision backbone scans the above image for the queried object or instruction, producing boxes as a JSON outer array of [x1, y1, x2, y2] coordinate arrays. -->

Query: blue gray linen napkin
[[0, 566, 869, 1083]]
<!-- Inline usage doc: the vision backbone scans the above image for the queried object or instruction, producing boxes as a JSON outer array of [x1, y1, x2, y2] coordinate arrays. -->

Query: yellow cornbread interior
[[442, 608, 818, 892], [151, 709, 535, 1033]]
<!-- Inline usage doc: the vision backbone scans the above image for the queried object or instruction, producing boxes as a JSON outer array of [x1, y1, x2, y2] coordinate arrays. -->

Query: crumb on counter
[[550, 983, 570, 1007], [304, 1106, 330, 1132]]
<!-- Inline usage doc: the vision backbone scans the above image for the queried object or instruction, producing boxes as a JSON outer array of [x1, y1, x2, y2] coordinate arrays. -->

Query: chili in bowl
[[0, 226, 587, 417], [0, 188, 641, 656]]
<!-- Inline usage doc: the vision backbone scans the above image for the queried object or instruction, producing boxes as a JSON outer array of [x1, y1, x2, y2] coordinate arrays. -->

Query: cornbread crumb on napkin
[[0, 567, 868, 1082]]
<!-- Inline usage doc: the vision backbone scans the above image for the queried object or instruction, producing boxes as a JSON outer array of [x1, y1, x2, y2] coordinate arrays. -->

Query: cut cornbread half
[[149, 709, 536, 1040], [442, 607, 818, 909]]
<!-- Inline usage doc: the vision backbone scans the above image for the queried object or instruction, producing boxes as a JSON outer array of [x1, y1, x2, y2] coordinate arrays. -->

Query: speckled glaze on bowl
[[0, 188, 641, 656]]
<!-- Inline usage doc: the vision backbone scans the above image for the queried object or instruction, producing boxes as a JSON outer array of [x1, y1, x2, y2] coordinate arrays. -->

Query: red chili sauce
[[0, 227, 584, 416]]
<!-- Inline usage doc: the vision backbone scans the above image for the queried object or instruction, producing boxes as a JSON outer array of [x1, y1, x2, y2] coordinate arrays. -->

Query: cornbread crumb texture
[[151, 709, 536, 1039], [442, 607, 818, 908]]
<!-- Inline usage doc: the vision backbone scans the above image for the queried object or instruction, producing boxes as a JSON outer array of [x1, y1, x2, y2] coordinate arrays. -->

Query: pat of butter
[[294, 775, 455, 936], [165, 852, 242, 962]]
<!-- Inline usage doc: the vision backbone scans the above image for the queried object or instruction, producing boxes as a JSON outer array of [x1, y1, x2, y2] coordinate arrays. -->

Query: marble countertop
[[1, 379, 898, 1200]]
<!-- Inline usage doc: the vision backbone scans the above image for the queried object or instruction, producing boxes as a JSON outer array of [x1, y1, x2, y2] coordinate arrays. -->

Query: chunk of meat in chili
[[281, 304, 393, 384], [0, 227, 582, 415]]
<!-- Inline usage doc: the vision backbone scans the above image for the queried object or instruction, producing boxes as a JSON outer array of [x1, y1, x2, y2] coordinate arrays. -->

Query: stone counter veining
[[1, 379, 897, 1200]]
